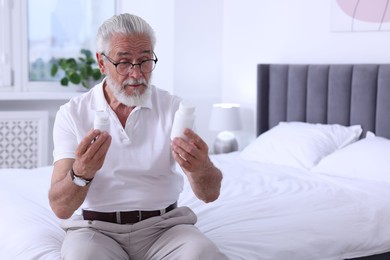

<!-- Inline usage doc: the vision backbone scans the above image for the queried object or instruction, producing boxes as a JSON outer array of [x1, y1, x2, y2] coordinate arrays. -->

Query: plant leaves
[[50, 48, 101, 86], [92, 69, 102, 80], [69, 72, 81, 84], [80, 49, 92, 58], [81, 79, 90, 88], [60, 77, 69, 86], [66, 58, 78, 70], [50, 64, 58, 76]]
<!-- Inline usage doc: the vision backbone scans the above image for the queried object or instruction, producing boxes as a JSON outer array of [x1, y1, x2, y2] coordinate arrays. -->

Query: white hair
[[96, 13, 156, 53]]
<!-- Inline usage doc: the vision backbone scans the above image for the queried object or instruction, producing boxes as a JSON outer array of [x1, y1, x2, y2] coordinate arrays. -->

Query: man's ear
[[96, 52, 106, 75]]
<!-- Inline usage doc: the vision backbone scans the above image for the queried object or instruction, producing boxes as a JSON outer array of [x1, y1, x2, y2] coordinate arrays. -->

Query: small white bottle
[[94, 111, 110, 132], [170, 102, 196, 140]]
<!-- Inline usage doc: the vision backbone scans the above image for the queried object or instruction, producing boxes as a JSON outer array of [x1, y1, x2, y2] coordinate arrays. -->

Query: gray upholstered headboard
[[257, 64, 390, 139]]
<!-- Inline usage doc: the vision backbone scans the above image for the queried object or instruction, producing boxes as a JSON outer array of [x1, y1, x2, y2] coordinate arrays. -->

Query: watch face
[[73, 177, 88, 187]]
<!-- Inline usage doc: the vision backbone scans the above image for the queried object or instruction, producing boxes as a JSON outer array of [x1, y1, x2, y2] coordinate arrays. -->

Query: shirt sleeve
[[52, 104, 78, 163]]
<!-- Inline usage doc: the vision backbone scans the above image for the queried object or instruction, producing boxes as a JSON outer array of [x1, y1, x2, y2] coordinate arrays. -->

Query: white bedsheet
[[1, 153, 390, 260]]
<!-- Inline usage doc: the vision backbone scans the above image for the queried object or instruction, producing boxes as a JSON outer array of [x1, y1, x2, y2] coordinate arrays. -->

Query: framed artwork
[[331, 0, 390, 32]]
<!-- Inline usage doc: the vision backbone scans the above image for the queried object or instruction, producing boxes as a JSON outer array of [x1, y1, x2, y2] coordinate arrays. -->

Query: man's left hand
[[171, 128, 212, 172]]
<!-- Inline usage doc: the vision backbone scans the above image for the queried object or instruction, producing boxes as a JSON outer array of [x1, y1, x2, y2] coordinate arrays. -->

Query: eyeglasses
[[101, 52, 158, 75]]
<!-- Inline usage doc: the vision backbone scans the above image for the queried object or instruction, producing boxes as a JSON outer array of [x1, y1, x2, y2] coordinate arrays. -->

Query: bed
[[1, 63, 390, 260]]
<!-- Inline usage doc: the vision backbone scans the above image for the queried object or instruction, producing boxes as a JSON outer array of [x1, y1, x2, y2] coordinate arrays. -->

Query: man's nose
[[127, 64, 142, 78]]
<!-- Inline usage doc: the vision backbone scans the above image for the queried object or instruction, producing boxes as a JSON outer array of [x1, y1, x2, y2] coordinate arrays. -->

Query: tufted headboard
[[257, 64, 390, 139]]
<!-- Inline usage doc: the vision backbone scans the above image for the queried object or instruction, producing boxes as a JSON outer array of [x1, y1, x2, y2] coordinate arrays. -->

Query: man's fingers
[[95, 135, 112, 163], [76, 129, 101, 156], [183, 129, 208, 151], [74, 132, 111, 177]]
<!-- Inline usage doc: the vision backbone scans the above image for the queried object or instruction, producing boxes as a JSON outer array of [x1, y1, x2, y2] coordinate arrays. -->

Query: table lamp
[[209, 103, 242, 154]]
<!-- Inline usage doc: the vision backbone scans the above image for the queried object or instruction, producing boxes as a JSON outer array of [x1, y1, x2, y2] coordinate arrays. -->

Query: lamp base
[[213, 131, 238, 154]]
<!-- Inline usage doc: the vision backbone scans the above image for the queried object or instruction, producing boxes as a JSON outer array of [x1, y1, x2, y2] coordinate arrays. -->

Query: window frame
[[0, 0, 13, 90], [1, 0, 118, 93]]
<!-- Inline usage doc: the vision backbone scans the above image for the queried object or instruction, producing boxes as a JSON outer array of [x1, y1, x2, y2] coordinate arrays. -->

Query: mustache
[[122, 78, 147, 89]]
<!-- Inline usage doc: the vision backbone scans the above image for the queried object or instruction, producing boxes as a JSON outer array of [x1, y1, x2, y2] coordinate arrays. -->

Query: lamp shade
[[209, 103, 242, 132]]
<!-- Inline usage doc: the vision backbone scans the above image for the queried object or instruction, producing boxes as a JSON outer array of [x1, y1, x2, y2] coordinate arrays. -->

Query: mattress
[[1, 140, 390, 260]]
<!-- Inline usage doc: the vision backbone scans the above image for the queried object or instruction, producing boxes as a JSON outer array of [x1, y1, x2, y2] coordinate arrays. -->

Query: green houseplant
[[50, 49, 103, 89]]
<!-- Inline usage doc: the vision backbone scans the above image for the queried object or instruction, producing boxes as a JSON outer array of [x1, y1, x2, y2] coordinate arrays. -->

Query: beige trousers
[[60, 206, 228, 260]]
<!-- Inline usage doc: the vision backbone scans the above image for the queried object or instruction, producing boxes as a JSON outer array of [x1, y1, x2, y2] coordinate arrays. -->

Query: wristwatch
[[70, 167, 93, 187]]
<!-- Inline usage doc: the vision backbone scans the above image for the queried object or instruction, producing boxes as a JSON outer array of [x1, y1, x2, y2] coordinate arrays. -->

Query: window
[[0, 0, 116, 92], [0, 0, 12, 88]]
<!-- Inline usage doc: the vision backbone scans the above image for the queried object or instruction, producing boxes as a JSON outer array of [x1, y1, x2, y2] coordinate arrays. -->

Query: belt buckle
[[138, 211, 142, 222], [116, 212, 122, 224]]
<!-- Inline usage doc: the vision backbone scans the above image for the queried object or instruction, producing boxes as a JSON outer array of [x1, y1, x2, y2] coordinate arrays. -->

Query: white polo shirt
[[53, 80, 183, 212]]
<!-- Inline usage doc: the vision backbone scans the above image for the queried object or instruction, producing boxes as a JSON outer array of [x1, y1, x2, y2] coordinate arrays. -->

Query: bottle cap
[[95, 111, 109, 124], [179, 102, 195, 115]]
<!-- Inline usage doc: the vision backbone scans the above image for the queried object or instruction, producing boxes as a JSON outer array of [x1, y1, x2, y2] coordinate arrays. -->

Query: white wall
[[173, 0, 224, 149], [9, 0, 390, 161], [222, 0, 390, 138], [121, 0, 390, 150], [54, 0, 390, 152]]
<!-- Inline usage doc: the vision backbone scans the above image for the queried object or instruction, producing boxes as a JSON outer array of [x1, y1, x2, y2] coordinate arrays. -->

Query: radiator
[[0, 111, 49, 169]]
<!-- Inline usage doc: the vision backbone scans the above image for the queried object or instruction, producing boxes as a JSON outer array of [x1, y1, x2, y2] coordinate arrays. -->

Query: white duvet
[[1, 152, 390, 260]]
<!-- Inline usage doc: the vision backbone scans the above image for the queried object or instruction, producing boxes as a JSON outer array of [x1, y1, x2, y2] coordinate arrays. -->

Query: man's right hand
[[73, 129, 112, 180]]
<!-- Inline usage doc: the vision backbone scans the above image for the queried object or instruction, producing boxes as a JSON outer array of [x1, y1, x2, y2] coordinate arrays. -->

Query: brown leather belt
[[82, 202, 177, 224]]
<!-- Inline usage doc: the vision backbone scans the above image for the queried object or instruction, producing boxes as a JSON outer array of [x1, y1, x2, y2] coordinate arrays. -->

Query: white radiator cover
[[0, 111, 48, 169]]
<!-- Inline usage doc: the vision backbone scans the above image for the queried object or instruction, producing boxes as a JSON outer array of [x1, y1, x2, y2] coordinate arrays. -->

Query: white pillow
[[365, 130, 376, 138], [240, 122, 362, 169], [0, 167, 63, 260], [311, 135, 390, 182]]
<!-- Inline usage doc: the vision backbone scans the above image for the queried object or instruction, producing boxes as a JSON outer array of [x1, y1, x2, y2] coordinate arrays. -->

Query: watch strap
[[70, 167, 93, 185]]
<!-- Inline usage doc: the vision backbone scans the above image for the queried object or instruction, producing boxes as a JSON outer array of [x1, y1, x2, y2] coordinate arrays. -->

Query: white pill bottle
[[94, 111, 110, 132], [170, 102, 196, 140]]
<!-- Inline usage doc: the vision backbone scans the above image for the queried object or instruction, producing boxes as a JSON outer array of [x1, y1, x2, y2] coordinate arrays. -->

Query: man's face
[[98, 33, 154, 106]]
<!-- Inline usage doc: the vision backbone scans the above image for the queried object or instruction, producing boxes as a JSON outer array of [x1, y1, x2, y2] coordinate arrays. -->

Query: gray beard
[[105, 75, 152, 107]]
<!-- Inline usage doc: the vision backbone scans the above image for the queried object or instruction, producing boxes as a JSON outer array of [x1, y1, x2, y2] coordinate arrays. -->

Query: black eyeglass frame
[[101, 52, 158, 75]]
